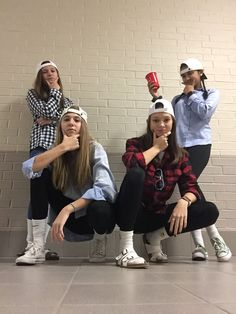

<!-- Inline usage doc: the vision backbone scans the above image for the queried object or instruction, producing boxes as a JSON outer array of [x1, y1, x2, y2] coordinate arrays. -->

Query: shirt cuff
[[22, 156, 43, 179], [81, 186, 106, 202]]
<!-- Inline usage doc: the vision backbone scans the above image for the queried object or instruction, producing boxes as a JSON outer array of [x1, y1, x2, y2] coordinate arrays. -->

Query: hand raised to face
[[61, 134, 80, 152], [46, 78, 60, 90], [153, 131, 171, 151]]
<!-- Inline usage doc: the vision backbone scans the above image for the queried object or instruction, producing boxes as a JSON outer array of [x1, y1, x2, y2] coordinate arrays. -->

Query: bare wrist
[[180, 195, 192, 207], [65, 203, 75, 214]]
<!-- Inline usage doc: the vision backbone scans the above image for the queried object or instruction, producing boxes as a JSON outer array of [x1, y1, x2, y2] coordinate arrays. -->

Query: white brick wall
[[0, 0, 236, 232]]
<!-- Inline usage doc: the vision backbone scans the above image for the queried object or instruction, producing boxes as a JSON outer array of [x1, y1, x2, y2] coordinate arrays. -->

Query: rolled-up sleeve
[[178, 155, 201, 199], [122, 138, 146, 169], [22, 156, 43, 179], [81, 142, 117, 203]]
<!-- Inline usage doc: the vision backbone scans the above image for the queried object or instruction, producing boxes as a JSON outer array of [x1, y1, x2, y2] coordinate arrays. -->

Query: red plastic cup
[[145, 72, 160, 92]]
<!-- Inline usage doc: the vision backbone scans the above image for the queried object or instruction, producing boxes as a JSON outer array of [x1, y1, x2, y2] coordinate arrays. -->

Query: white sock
[[146, 227, 169, 252], [44, 222, 51, 243], [119, 230, 134, 252], [191, 229, 205, 247], [94, 232, 106, 241], [206, 224, 222, 241]]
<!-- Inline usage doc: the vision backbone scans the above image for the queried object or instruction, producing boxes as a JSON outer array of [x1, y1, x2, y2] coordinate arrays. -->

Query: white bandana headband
[[60, 107, 88, 123], [149, 99, 175, 118], [36, 60, 58, 74]]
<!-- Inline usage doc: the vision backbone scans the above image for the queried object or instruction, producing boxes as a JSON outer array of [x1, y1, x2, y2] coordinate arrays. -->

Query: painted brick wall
[[0, 0, 236, 236]]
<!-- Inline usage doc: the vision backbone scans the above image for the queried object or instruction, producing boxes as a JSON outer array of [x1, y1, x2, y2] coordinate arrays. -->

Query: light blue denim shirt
[[171, 88, 220, 148], [22, 141, 117, 219]]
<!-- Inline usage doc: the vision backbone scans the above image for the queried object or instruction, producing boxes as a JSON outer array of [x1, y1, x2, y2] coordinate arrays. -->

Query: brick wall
[[0, 0, 236, 245]]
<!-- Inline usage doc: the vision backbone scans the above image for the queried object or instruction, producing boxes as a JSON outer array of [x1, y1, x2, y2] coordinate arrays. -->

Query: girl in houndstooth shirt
[[17, 60, 73, 263]]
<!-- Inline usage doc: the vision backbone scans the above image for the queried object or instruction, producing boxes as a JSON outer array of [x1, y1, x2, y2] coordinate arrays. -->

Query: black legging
[[185, 144, 211, 179], [116, 167, 219, 235], [31, 168, 115, 235], [185, 144, 211, 201], [30, 167, 49, 220]]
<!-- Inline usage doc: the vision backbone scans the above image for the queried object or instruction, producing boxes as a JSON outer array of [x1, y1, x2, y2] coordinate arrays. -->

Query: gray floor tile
[[0, 306, 56, 314], [0, 257, 235, 314], [62, 283, 202, 305], [57, 304, 229, 314], [0, 284, 67, 306], [176, 281, 236, 303], [58, 303, 229, 314], [217, 303, 236, 314]]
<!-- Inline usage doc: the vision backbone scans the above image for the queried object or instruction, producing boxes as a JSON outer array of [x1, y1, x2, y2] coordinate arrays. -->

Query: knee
[[87, 201, 115, 233], [126, 166, 145, 185], [206, 202, 219, 224], [87, 201, 113, 219]]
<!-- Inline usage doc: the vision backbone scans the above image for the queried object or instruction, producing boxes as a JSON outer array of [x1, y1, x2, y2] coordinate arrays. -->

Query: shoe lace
[[195, 244, 206, 251], [212, 238, 227, 253]]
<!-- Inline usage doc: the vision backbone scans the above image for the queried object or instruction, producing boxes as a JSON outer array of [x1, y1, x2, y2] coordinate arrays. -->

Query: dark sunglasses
[[154, 168, 165, 191]]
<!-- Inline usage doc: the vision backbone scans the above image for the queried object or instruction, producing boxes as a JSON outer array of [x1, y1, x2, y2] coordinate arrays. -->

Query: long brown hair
[[33, 60, 64, 110], [140, 115, 187, 164], [52, 105, 92, 191]]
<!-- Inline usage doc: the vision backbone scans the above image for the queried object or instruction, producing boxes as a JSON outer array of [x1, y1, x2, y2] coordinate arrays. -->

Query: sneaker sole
[[16, 261, 36, 266], [217, 251, 232, 262], [192, 256, 207, 261], [116, 261, 149, 269], [149, 259, 168, 263], [15, 258, 45, 266]]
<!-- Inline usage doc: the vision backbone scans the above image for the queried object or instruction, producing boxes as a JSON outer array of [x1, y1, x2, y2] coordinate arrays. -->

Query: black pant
[[185, 144, 211, 179], [30, 168, 49, 220], [116, 167, 219, 235], [31, 169, 115, 235], [185, 144, 211, 201]]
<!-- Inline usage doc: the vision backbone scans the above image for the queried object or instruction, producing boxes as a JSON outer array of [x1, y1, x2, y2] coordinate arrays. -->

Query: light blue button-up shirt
[[171, 88, 220, 148], [22, 141, 117, 241], [22, 141, 117, 207], [22, 142, 117, 212]]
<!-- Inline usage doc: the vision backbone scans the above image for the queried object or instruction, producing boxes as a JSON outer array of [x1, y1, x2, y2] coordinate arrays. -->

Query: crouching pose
[[115, 98, 219, 268], [16, 105, 117, 265]]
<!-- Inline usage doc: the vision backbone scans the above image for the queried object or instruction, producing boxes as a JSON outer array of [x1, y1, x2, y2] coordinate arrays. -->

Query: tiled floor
[[0, 257, 235, 314]]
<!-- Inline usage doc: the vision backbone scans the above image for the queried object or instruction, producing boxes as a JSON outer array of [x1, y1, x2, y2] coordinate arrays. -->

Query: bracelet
[[70, 203, 76, 213], [181, 196, 192, 207]]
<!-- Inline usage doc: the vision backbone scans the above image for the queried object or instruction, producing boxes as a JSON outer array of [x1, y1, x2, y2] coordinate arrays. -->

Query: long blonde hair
[[52, 106, 92, 192]]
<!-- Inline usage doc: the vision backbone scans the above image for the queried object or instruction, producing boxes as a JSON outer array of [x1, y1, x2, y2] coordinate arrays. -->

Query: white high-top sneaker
[[17, 219, 33, 257], [16, 219, 46, 266], [15, 244, 45, 265], [89, 234, 107, 263]]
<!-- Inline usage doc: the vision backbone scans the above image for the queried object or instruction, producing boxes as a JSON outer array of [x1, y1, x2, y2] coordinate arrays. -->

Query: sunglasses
[[154, 168, 165, 191]]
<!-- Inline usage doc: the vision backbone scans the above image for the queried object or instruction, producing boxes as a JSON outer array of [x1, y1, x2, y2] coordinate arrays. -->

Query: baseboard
[[0, 229, 235, 260]]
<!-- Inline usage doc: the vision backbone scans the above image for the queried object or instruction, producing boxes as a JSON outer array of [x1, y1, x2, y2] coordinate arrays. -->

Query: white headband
[[149, 99, 175, 118], [36, 60, 58, 74], [60, 107, 88, 123]]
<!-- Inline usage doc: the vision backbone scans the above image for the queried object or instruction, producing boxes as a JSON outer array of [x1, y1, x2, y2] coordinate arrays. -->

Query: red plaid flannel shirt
[[122, 137, 200, 214]]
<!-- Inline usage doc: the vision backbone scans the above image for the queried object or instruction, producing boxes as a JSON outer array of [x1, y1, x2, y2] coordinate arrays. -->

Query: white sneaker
[[16, 244, 45, 265], [211, 237, 232, 262], [89, 236, 107, 263], [143, 234, 168, 263], [192, 244, 208, 261], [17, 242, 34, 257]]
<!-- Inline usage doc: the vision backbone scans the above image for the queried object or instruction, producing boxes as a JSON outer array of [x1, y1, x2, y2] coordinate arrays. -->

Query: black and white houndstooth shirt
[[27, 88, 73, 151]]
